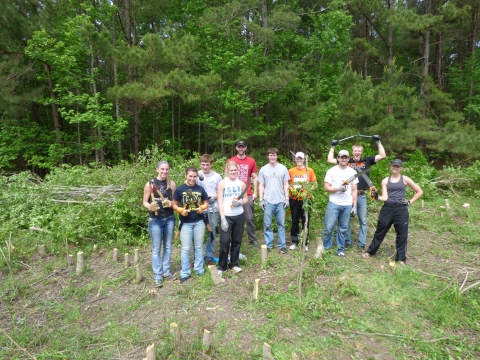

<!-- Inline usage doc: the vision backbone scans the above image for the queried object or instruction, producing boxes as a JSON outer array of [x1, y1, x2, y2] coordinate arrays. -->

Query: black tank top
[[385, 175, 406, 205], [149, 178, 174, 218]]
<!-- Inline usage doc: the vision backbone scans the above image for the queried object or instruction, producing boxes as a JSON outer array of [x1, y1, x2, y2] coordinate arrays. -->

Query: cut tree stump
[[203, 329, 212, 354], [263, 342, 273, 359], [145, 343, 155, 360], [134, 248, 140, 264], [315, 237, 324, 259], [261, 245, 268, 266], [208, 265, 225, 285], [76, 252, 85, 275], [38, 244, 46, 256], [135, 264, 142, 283], [67, 254, 74, 267], [170, 323, 180, 343], [112, 248, 118, 262], [124, 253, 130, 268], [253, 278, 260, 300]]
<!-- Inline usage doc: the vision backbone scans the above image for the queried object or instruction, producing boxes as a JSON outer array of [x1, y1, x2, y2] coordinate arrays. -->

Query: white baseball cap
[[295, 152, 305, 159]]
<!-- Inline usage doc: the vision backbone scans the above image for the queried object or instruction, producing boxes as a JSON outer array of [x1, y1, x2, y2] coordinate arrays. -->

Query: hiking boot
[[280, 248, 287, 254], [179, 276, 190, 284], [154, 279, 163, 287], [345, 243, 352, 249], [337, 252, 346, 258], [163, 274, 176, 281], [358, 245, 365, 251], [249, 239, 260, 248], [232, 266, 242, 273], [289, 244, 297, 250]]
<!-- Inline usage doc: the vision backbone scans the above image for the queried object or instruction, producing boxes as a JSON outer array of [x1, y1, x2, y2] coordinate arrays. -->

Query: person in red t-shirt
[[228, 140, 259, 248], [288, 152, 317, 251]]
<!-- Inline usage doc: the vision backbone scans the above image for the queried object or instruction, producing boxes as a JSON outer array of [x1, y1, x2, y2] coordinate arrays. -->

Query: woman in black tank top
[[362, 159, 423, 264]]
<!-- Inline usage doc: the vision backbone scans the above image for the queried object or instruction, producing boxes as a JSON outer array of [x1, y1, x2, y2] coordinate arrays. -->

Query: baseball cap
[[236, 140, 247, 147], [338, 150, 349, 157], [390, 159, 403, 167], [295, 152, 305, 159]]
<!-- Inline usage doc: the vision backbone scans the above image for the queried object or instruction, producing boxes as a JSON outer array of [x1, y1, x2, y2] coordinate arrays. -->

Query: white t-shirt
[[197, 171, 222, 212], [222, 178, 244, 217], [324, 166, 358, 206]]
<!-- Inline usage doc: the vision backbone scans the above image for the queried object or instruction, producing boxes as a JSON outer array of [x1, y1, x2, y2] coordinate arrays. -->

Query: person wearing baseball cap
[[321, 149, 358, 258], [327, 136, 386, 250], [288, 151, 317, 250], [362, 159, 423, 264], [228, 140, 260, 247]]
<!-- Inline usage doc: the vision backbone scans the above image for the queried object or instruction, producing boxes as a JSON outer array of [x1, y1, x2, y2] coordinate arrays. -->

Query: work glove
[[208, 195, 217, 204], [371, 188, 379, 200], [259, 200, 266, 210], [148, 201, 160, 212], [351, 206, 357, 218], [196, 206, 204, 214], [372, 135, 381, 143], [221, 217, 229, 232], [162, 199, 172, 208], [331, 139, 339, 148], [232, 199, 243, 207], [284, 199, 290, 209], [401, 198, 411, 206], [337, 185, 347, 193]]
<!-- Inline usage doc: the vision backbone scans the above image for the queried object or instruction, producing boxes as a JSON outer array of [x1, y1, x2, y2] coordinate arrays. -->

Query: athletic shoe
[[154, 279, 163, 287], [398, 261, 406, 266], [280, 248, 287, 254], [163, 274, 176, 281], [345, 243, 352, 249], [289, 244, 297, 250], [249, 240, 260, 248], [217, 270, 224, 276], [337, 252, 346, 258], [232, 266, 242, 273], [358, 245, 365, 250], [179, 276, 190, 284]]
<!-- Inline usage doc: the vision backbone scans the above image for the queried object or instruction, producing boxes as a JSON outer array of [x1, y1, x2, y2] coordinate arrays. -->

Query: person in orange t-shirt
[[288, 152, 317, 250]]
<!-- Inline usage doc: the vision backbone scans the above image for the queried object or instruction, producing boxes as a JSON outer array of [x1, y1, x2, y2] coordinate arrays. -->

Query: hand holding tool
[[259, 200, 266, 210], [351, 206, 357, 217], [221, 218, 229, 232]]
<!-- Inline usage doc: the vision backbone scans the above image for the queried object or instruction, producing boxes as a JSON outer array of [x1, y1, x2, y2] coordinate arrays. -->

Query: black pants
[[367, 205, 409, 262], [219, 213, 245, 271], [289, 198, 311, 246]]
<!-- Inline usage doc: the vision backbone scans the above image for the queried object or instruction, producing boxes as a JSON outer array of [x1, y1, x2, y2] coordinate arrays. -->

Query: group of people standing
[[143, 137, 423, 286]]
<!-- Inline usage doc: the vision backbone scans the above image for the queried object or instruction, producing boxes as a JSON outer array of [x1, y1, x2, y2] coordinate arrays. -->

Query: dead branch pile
[[49, 185, 124, 203]]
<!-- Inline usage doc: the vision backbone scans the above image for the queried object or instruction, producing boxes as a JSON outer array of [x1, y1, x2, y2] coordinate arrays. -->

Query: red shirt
[[228, 155, 258, 196]]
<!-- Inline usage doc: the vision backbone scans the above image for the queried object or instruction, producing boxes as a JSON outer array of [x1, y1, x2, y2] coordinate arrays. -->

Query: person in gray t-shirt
[[258, 148, 290, 253]]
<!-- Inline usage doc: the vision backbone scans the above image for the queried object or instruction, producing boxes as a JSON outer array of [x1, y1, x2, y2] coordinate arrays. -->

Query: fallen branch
[[460, 280, 480, 294], [0, 327, 37, 359], [28, 271, 60, 286]]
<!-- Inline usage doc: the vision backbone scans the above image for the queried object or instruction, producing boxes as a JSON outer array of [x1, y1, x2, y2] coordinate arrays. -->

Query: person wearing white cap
[[288, 152, 317, 250], [322, 150, 358, 258], [362, 159, 423, 264]]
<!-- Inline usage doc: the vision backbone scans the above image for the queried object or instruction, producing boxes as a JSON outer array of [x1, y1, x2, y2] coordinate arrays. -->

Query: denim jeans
[[148, 215, 175, 281], [322, 201, 352, 254], [345, 194, 368, 247], [180, 220, 206, 279], [264, 202, 286, 249], [203, 211, 218, 260]]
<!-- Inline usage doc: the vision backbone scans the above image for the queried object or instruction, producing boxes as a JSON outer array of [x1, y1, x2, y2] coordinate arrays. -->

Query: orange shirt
[[288, 167, 317, 200]]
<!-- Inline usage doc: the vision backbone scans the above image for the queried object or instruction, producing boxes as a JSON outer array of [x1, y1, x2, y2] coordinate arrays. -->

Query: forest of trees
[[2, 0, 480, 173]]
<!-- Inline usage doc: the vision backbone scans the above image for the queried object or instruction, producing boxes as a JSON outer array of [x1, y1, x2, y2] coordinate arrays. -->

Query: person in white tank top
[[216, 161, 248, 274]]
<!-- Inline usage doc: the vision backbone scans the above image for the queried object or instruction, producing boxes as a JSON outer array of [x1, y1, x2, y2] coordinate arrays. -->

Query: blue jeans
[[264, 202, 286, 249], [345, 194, 368, 247], [203, 211, 218, 260], [180, 220, 206, 279], [322, 201, 352, 254], [148, 215, 175, 281]]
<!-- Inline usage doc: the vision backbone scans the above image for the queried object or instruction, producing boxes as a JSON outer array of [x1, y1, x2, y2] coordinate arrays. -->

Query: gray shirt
[[197, 171, 222, 212], [258, 163, 290, 204]]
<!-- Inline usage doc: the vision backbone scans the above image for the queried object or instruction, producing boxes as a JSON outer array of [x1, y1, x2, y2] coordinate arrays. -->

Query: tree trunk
[[468, 7, 478, 124], [44, 63, 62, 147], [421, 0, 431, 95], [435, 31, 443, 89]]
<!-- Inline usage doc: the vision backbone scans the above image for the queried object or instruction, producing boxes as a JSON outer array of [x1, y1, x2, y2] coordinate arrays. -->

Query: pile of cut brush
[[49, 185, 124, 203]]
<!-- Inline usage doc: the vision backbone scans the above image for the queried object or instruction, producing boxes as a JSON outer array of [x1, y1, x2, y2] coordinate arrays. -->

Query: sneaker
[[217, 270, 224, 276], [289, 244, 297, 250], [398, 261, 406, 266], [232, 266, 242, 273], [154, 279, 163, 287], [163, 274, 177, 281], [179, 276, 190, 284], [345, 243, 352, 249], [304, 246, 308, 252], [337, 252, 346, 258], [362, 253, 371, 259], [280, 248, 287, 254], [249, 239, 260, 248], [358, 245, 365, 250]]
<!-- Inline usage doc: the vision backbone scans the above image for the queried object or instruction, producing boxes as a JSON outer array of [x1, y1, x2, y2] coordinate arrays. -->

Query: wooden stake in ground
[[112, 248, 118, 262], [253, 278, 260, 300], [421, 199, 424, 208], [135, 264, 142, 283], [76, 252, 85, 275], [208, 264, 225, 285], [203, 329, 212, 354], [445, 199, 450, 210], [67, 254, 74, 267], [263, 342, 273, 359], [145, 343, 155, 360], [93, 244, 98, 253], [38, 244, 46, 256], [134, 248, 140, 264], [314, 237, 325, 259], [124, 253, 130, 268], [170, 323, 180, 343], [261, 245, 268, 266]]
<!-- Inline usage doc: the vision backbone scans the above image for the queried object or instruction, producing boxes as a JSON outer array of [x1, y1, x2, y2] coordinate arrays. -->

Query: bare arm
[[217, 180, 226, 218], [259, 182, 265, 201], [324, 181, 348, 194], [374, 141, 386, 163], [283, 181, 289, 199], [143, 182, 152, 210], [251, 172, 258, 200], [377, 178, 388, 202], [404, 176, 423, 204], [351, 183, 358, 207], [327, 147, 337, 165]]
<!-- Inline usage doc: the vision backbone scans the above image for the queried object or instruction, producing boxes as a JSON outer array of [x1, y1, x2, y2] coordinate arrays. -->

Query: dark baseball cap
[[236, 140, 247, 147], [390, 159, 403, 167]]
